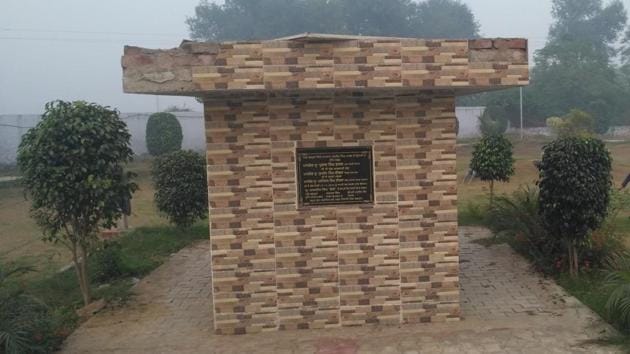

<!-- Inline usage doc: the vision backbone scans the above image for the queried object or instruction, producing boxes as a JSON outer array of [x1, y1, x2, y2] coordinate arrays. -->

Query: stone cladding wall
[[205, 91, 458, 334]]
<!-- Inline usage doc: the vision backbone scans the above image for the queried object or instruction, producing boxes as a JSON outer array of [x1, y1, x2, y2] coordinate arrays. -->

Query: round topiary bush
[[152, 150, 208, 227], [538, 136, 612, 276], [469, 134, 515, 202], [145, 112, 183, 156]]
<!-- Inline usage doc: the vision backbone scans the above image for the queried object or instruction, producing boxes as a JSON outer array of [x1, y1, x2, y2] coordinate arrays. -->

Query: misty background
[[0, 0, 555, 114]]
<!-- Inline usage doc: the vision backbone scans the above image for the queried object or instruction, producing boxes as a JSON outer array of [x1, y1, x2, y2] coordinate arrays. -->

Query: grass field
[[1, 136, 630, 274], [0, 158, 166, 276], [458, 136, 630, 242], [457, 136, 630, 201]]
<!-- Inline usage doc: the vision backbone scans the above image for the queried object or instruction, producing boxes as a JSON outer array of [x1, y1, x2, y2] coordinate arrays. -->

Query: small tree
[[469, 135, 515, 203], [17, 101, 137, 306], [145, 112, 183, 156], [538, 136, 612, 276], [152, 150, 208, 227]]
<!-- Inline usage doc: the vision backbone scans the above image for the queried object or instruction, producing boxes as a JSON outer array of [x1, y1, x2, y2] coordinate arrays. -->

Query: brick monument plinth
[[121, 33, 529, 335]]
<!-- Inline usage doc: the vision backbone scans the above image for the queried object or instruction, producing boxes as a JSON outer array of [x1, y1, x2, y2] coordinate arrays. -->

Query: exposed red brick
[[508, 38, 528, 50], [493, 39, 527, 50], [468, 39, 493, 49]]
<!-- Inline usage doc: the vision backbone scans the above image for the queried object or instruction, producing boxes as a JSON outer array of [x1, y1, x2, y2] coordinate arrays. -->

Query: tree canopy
[[548, 0, 626, 60], [469, 135, 515, 203], [187, 0, 479, 41], [464, 0, 630, 132]]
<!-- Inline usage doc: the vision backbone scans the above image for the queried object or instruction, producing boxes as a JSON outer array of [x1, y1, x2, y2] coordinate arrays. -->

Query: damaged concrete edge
[[122, 43, 216, 94]]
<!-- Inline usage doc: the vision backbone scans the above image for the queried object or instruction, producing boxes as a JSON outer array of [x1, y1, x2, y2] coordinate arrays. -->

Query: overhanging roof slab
[[121, 34, 528, 97]]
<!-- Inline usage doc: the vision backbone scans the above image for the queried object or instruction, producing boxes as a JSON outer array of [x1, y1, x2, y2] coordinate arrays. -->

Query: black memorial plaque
[[296, 146, 374, 207]]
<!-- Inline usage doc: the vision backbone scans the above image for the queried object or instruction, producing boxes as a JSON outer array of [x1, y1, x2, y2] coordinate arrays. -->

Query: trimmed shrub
[[538, 136, 612, 276], [152, 150, 208, 227], [146, 112, 183, 156], [469, 134, 515, 202]]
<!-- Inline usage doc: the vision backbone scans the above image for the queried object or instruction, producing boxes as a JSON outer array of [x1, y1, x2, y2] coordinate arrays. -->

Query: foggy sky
[[0, 0, 620, 114]]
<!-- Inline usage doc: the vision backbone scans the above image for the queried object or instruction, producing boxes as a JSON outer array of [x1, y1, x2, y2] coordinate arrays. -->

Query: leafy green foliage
[[469, 135, 514, 201], [152, 151, 208, 227], [91, 242, 127, 283], [457, 200, 488, 226], [17, 100, 137, 305], [486, 186, 563, 274], [187, 0, 479, 41], [538, 136, 612, 275], [487, 186, 546, 242], [603, 191, 630, 330], [538, 137, 612, 242], [487, 185, 625, 275], [145, 112, 183, 157], [470, 135, 514, 183], [0, 264, 53, 354], [604, 269, 630, 332], [546, 109, 595, 137]]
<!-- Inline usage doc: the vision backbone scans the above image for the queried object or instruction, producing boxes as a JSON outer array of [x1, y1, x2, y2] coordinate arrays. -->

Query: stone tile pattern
[[122, 37, 528, 95], [204, 91, 459, 335], [61, 228, 618, 354]]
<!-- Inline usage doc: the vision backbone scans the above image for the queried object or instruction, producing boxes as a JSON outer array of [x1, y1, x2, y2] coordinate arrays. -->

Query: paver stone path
[[60, 227, 620, 353]]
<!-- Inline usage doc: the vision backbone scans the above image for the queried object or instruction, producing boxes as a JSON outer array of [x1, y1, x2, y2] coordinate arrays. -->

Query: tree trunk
[[567, 242, 574, 277], [71, 241, 91, 306], [567, 240, 579, 277], [78, 243, 91, 306], [489, 180, 495, 205], [572, 243, 579, 276]]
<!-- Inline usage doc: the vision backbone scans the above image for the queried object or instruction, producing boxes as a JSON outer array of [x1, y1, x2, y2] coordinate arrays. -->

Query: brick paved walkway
[[60, 227, 619, 353]]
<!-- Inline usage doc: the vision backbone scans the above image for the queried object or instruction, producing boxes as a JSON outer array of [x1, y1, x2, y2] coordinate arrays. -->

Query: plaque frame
[[296, 146, 375, 208]]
